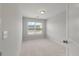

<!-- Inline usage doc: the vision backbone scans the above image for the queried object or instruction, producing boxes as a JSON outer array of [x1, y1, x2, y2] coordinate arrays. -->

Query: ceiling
[[19, 3, 66, 19]]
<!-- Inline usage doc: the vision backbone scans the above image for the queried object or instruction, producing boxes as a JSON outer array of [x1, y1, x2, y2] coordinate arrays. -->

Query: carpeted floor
[[20, 39, 66, 56]]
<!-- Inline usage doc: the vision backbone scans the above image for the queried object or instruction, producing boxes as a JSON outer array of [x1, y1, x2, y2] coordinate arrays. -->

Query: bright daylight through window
[[27, 22, 43, 35]]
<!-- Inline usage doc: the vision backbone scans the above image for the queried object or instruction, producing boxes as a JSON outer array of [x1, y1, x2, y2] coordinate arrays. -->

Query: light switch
[[3, 31, 8, 39], [4, 31, 8, 34]]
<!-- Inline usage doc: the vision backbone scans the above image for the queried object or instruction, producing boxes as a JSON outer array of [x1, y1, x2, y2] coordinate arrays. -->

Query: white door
[[68, 3, 79, 56]]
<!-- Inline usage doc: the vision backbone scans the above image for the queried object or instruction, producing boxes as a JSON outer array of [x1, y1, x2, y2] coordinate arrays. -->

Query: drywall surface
[[47, 10, 66, 45], [1, 4, 22, 56], [68, 4, 79, 56], [0, 4, 2, 53]]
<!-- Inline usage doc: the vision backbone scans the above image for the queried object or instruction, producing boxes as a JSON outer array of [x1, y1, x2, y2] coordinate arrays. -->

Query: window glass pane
[[27, 22, 43, 35]]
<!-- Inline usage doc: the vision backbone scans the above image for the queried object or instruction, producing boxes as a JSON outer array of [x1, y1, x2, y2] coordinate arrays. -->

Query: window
[[27, 22, 43, 35]]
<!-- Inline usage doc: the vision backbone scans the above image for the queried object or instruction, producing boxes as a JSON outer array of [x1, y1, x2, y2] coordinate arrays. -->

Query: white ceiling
[[19, 3, 66, 19]]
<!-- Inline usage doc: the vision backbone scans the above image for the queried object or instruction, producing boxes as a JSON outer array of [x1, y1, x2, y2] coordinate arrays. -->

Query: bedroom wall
[[47, 10, 66, 45], [0, 4, 2, 54], [68, 4, 79, 56], [1, 4, 22, 56]]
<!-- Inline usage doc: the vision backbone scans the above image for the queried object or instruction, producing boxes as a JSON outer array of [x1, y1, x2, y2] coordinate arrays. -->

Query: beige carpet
[[20, 39, 66, 56]]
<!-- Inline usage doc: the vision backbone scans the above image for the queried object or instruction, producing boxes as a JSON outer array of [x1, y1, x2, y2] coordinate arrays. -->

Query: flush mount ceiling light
[[40, 10, 46, 15]]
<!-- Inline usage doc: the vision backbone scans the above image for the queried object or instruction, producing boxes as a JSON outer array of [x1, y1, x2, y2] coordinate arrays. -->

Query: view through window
[[27, 22, 43, 35]]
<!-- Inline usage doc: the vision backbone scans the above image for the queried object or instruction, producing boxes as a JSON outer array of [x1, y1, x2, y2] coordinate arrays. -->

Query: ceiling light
[[40, 10, 46, 14]]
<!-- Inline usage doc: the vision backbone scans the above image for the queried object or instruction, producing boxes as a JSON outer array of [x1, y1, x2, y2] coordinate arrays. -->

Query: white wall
[[1, 4, 22, 56], [47, 10, 66, 45], [68, 4, 79, 56], [69, 4, 79, 45], [0, 4, 2, 54]]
